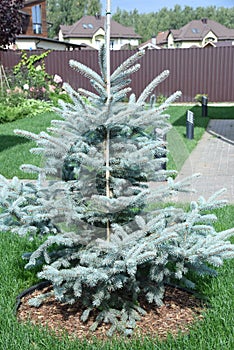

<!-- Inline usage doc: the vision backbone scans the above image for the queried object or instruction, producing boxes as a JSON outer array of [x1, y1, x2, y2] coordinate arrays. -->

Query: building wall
[[23, 0, 48, 38], [92, 28, 105, 48], [15, 40, 37, 50], [14, 39, 71, 51], [61, 37, 94, 48], [60, 37, 139, 50], [115, 38, 139, 50], [202, 31, 218, 46], [167, 33, 174, 48], [180, 41, 201, 48]]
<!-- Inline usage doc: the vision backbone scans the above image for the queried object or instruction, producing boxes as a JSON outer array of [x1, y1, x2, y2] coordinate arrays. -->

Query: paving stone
[[150, 119, 234, 204]]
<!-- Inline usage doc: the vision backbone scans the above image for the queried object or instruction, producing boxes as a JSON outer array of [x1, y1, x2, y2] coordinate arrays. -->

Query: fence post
[[202, 96, 208, 117], [186, 110, 194, 139]]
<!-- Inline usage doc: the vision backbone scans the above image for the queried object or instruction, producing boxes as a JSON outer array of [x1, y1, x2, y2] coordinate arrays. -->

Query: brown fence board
[[1, 47, 233, 102]]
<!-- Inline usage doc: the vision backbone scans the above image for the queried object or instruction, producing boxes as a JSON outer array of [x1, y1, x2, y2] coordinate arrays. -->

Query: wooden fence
[[1, 46, 234, 102]]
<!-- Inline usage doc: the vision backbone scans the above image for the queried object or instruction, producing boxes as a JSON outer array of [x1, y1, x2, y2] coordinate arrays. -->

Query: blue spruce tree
[[0, 47, 233, 336]]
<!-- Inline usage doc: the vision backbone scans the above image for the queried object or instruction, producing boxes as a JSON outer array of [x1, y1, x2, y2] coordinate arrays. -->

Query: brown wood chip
[[17, 285, 205, 340]]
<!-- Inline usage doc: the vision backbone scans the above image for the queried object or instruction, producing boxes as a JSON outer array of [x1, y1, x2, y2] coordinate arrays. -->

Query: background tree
[[46, 3, 234, 42], [0, 0, 24, 47], [112, 5, 234, 43], [47, 0, 102, 38], [86, 0, 102, 14]]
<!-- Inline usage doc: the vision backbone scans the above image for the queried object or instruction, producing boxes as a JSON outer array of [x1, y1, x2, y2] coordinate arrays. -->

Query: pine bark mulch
[[17, 284, 205, 341]]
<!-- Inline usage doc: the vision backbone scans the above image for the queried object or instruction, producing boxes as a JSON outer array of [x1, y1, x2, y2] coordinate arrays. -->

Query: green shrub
[[194, 93, 208, 104], [0, 51, 71, 123], [156, 94, 167, 104], [0, 98, 52, 123], [11, 51, 54, 100], [5, 51, 67, 104]]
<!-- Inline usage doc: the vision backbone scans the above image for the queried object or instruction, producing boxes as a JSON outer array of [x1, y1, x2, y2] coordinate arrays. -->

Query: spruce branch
[[98, 44, 107, 82], [137, 70, 170, 104], [78, 88, 100, 101], [69, 59, 105, 88], [111, 64, 141, 86], [111, 50, 145, 81]]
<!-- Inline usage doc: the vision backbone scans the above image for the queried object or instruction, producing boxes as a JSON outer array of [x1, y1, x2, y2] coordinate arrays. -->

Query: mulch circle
[[16, 282, 206, 341]]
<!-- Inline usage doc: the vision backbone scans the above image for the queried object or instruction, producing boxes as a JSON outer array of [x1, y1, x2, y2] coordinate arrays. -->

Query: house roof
[[60, 15, 141, 39], [156, 19, 234, 45], [172, 19, 234, 42], [24, 0, 45, 5], [16, 35, 87, 50], [156, 31, 169, 45], [18, 10, 30, 17], [138, 38, 161, 50], [204, 40, 234, 48], [214, 40, 234, 47]]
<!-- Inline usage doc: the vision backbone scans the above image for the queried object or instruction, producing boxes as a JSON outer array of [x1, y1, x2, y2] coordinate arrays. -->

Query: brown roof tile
[[156, 31, 169, 44], [173, 19, 234, 41], [60, 15, 141, 39]]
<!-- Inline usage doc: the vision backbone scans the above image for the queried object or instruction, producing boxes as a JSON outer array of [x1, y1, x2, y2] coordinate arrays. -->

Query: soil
[[17, 284, 205, 341]]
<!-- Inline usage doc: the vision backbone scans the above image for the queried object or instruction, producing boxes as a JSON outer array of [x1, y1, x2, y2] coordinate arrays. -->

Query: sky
[[100, 0, 234, 14]]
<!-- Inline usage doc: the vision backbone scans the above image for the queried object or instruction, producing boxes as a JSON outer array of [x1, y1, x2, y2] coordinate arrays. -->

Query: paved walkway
[[169, 119, 234, 204], [19, 119, 234, 205]]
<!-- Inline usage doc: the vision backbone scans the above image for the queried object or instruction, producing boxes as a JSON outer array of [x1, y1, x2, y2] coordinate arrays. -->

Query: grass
[[166, 105, 233, 171], [0, 112, 58, 179], [1, 105, 232, 179], [0, 205, 233, 349], [0, 104, 233, 348], [166, 105, 208, 171]]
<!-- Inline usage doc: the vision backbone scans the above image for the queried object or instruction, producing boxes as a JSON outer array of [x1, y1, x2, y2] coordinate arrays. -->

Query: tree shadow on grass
[[170, 105, 234, 144], [171, 105, 234, 128], [171, 106, 209, 130], [0, 135, 30, 152]]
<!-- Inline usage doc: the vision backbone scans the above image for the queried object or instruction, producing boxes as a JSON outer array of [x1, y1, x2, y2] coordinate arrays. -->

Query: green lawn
[[166, 105, 208, 171], [0, 105, 233, 179], [0, 112, 58, 179], [0, 205, 233, 349], [0, 106, 233, 348]]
